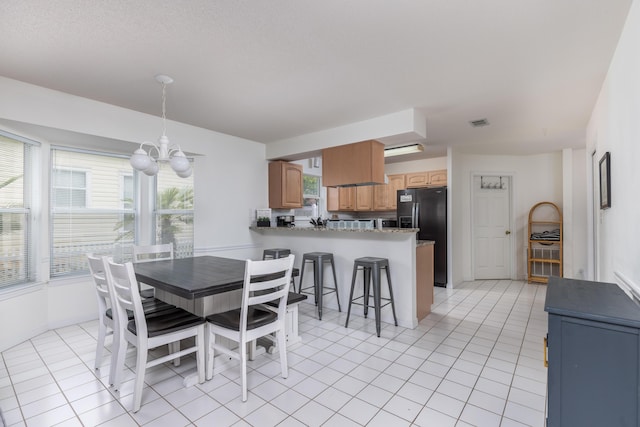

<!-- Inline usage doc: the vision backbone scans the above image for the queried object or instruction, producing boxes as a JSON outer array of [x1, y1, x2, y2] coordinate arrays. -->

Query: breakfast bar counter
[[250, 226, 433, 329]]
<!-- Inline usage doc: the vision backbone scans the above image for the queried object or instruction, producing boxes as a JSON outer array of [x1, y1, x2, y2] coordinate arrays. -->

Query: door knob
[[505, 230, 511, 235]]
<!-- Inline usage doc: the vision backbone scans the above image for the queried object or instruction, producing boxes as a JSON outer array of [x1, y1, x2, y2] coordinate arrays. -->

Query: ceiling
[[0, 0, 632, 162]]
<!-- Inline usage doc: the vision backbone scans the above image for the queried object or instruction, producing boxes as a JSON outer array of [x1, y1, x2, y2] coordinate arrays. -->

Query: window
[[50, 148, 136, 277], [295, 174, 322, 217], [52, 168, 88, 208], [0, 132, 37, 288], [155, 162, 194, 258]]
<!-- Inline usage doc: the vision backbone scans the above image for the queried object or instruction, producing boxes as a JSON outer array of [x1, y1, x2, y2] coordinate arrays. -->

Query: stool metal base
[[345, 257, 398, 337], [298, 252, 341, 320]]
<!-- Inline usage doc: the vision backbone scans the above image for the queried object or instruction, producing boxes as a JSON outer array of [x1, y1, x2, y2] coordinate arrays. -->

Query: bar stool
[[298, 252, 341, 320], [263, 248, 291, 260], [345, 257, 398, 337]]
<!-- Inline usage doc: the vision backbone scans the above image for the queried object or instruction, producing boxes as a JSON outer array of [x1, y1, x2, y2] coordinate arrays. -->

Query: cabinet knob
[[505, 230, 511, 235]]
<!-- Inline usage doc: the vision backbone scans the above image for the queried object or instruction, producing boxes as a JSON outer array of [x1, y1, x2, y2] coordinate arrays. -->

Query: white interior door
[[473, 175, 512, 279]]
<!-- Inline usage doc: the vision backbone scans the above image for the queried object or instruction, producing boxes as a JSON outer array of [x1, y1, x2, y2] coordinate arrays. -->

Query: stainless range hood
[[322, 140, 385, 187]]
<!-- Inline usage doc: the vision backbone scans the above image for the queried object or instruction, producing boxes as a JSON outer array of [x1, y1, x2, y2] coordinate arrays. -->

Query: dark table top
[[133, 255, 298, 300], [134, 256, 247, 299]]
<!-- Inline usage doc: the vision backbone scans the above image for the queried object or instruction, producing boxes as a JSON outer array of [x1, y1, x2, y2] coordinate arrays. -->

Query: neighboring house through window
[[0, 131, 37, 289], [50, 148, 137, 277]]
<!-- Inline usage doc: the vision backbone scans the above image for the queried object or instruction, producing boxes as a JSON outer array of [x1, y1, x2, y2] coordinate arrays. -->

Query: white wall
[[450, 151, 563, 284], [586, 0, 640, 293], [0, 76, 268, 351]]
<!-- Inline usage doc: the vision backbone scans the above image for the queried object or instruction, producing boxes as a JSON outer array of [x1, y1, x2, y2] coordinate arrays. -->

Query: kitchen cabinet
[[338, 187, 355, 210], [268, 161, 303, 209], [355, 186, 373, 211], [327, 186, 372, 211], [326, 187, 339, 211], [545, 277, 640, 427], [373, 174, 405, 211], [322, 140, 385, 187], [405, 172, 429, 187], [406, 170, 448, 188], [428, 169, 447, 186], [416, 243, 434, 320]]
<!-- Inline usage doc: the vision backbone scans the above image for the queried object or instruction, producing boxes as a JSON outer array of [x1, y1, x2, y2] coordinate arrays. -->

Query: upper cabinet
[[373, 174, 405, 211], [268, 161, 303, 209], [322, 140, 385, 187], [406, 169, 447, 188]]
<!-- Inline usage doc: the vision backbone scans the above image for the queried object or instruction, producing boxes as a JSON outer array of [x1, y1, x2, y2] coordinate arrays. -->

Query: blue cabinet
[[545, 277, 640, 427]]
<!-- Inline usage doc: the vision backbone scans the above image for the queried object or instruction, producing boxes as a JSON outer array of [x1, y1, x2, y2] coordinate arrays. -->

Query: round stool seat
[[263, 248, 291, 259]]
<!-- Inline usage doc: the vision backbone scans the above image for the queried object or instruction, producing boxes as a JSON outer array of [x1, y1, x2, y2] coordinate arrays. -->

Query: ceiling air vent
[[469, 118, 490, 127]]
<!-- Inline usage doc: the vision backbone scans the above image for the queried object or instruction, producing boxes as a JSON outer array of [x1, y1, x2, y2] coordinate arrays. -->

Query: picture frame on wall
[[599, 151, 611, 209]]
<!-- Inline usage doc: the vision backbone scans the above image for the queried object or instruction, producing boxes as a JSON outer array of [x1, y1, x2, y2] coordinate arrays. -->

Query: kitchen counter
[[250, 225, 433, 328], [249, 226, 418, 233]]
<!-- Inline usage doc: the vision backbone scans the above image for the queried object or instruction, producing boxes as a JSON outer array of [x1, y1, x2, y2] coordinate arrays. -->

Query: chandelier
[[129, 74, 192, 178]]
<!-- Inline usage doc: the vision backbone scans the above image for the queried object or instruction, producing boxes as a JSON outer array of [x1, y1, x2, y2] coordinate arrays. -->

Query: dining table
[[133, 255, 304, 365]]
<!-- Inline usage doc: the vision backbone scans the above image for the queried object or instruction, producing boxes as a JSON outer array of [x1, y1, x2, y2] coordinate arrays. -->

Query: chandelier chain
[[161, 82, 167, 136]]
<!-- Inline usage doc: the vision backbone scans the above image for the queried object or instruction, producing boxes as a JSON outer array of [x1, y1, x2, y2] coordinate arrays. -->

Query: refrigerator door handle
[[413, 203, 420, 228]]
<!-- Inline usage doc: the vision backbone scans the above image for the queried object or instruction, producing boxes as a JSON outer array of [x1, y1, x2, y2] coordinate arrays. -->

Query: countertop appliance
[[397, 187, 447, 287], [276, 215, 295, 227]]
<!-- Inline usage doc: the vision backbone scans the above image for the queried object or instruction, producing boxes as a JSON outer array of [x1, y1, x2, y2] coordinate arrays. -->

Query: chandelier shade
[[129, 75, 192, 178]]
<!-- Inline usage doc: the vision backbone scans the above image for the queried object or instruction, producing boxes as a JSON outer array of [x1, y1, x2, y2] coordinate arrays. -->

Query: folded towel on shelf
[[531, 229, 560, 241]]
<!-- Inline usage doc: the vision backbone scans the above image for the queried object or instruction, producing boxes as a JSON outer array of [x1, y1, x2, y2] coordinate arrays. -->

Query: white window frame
[[0, 130, 38, 289]]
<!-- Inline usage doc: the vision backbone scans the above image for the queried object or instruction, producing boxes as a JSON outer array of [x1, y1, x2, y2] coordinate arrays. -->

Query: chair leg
[[206, 327, 215, 381], [171, 342, 181, 367], [196, 326, 205, 384], [132, 342, 148, 412], [112, 336, 128, 391], [95, 321, 107, 370], [240, 340, 248, 402], [276, 330, 288, 379]]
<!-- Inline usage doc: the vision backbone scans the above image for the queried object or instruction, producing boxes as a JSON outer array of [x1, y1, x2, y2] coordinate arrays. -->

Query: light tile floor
[[0, 280, 548, 426]]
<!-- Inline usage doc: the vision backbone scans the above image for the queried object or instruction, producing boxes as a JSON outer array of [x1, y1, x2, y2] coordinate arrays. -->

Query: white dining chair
[[88, 254, 176, 386], [87, 254, 117, 378], [205, 254, 295, 401], [105, 257, 206, 412], [131, 243, 174, 299]]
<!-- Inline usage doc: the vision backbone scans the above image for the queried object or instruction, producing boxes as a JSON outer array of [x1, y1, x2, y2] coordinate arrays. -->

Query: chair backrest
[[132, 243, 174, 263], [240, 254, 295, 332], [87, 253, 113, 319], [105, 258, 148, 339]]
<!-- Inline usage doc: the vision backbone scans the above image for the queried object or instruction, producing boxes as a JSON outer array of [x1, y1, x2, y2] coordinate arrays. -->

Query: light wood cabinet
[[355, 186, 373, 211], [322, 140, 385, 187], [428, 169, 447, 186], [326, 187, 339, 211], [405, 172, 429, 187], [373, 174, 406, 211], [327, 170, 444, 212], [268, 161, 303, 209], [416, 244, 434, 321], [406, 169, 448, 188], [338, 187, 355, 210]]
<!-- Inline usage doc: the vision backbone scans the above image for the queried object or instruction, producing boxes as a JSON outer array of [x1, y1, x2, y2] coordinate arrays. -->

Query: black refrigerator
[[397, 187, 447, 287]]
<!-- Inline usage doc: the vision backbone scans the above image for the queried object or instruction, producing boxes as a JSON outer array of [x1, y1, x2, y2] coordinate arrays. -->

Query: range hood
[[322, 140, 385, 187]]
